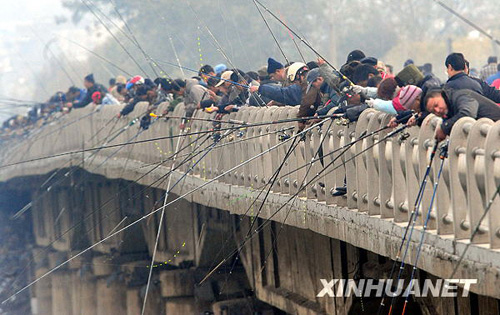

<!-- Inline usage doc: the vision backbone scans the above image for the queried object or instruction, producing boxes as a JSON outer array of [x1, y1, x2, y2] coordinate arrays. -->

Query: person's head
[[215, 70, 234, 90], [257, 66, 269, 82], [422, 63, 433, 74], [367, 75, 383, 88], [109, 78, 116, 88], [198, 64, 215, 82], [246, 71, 259, 82], [399, 85, 423, 111], [306, 61, 319, 70], [84, 74, 95, 89], [306, 68, 323, 93], [172, 79, 186, 96], [353, 64, 380, 87], [341, 60, 361, 81], [361, 57, 378, 68], [488, 56, 498, 64], [267, 58, 285, 81], [117, 84, 127, 96], [404, 59, 414, 67], [385, 64, 394, 75], [425, 89, 448, 117], [377, 77, 398, 100], [214, 64, 227, 76], [287, 62, 309, 83], [66, 86, 81, 101], [445, 53, 466, 77], [464, 59, 470, 75], [346, 50, 365, 63]]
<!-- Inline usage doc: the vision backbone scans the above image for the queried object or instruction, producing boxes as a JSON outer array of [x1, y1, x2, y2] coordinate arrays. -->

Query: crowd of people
[[2, 50, 500, 152]]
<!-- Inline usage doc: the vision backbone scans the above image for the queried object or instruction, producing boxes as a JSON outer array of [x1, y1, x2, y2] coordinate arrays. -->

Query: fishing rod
[[1, 113, 326, 304], [80, 0, 149, 76], [0, 113, 345, 169], [254, 0, 353, 85], [185, 0, 268, 106], [59, 36, 133, 77], [251, 0, 289, 64], [200, 123, 409, 285], [278, 10, 307, 64], [399, 141, 448, 315], [220, 118, 336, 288], [141, 125, 235, 314], [377, 139, 440, 315], [7, 129, 215, 294], [137, 125, 295, 170], [141, 117, 192, 314], [433, 0, 500, 46]]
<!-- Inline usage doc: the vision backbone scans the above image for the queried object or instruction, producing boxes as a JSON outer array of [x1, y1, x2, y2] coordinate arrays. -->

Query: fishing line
[[0, 113, 343, 169], [400, 141, 448, 315], [199, 124, 408, 284], [2, 114, 321, 304]]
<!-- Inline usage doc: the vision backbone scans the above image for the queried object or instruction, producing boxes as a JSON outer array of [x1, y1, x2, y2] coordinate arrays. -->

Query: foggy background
[[1, 0, 500, 122]]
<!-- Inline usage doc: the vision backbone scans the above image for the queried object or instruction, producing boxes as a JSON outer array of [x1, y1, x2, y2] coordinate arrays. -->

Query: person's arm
[[441, 94, 478, 135], [120, 99, 138, 116], [480, 80, 500, 103], [258, 84, 301, 105], [368, 99, 397, 115]]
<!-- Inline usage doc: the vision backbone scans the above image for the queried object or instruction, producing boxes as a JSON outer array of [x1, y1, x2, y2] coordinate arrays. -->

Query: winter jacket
[[184, 79, 209, 117], [471, 77, 500, 103], [445, 72, 483, 95], [258, 82, 302, 106], [120, 97, 144, 116], [297, 83, 321, 119], [441, 88, 500, 135]]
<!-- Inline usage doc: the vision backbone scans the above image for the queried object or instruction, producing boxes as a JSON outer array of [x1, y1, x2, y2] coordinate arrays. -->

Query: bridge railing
[[3, 102, 500, 251]]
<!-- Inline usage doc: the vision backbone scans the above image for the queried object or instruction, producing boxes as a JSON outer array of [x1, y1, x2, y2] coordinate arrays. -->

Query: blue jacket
[[258, 83, 302, 105]]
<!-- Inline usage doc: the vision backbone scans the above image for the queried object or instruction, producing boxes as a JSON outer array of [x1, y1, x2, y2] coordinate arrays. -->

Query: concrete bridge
[[1, 101, 500, 314]]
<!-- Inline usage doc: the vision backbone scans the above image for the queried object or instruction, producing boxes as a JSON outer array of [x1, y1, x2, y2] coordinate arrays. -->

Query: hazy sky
[[0, 0, 90, 121]]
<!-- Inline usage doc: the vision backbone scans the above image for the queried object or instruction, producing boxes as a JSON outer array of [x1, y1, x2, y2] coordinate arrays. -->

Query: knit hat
[[267, 58, 284, 74], [346, 50, 366, 63], [399, 85, 422, 110]]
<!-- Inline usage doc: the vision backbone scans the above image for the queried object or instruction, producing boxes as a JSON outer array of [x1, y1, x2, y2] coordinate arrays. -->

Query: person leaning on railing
[[425, 87, 500, 141]]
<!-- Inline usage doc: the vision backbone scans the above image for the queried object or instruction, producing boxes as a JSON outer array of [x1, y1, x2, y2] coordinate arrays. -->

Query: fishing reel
[[278, 129, 291, 142], [335, 116, 350, 126], [439, 141, 449, 159], [398, 132, 410, 142], [237, 129, 246, 138], [212, 132, 222, 143]]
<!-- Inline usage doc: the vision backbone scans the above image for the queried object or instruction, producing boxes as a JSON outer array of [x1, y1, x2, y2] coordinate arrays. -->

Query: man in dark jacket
[[444, 53, 483, 94], [74, 74, 104, 108], [425, 87, 500, 141]]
